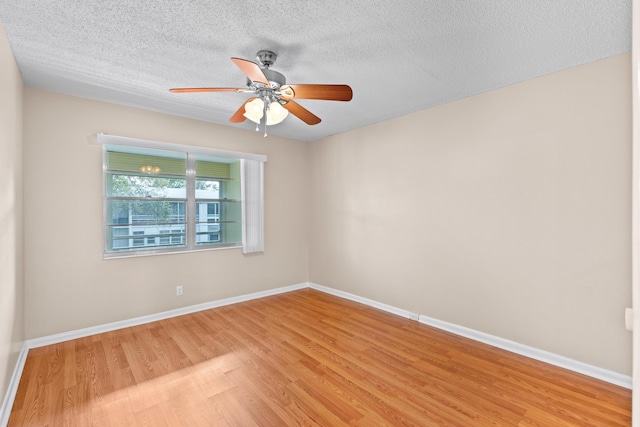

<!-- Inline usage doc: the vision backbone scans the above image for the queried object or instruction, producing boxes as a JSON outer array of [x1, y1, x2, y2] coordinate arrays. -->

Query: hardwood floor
[[8, 289, 631, 426]]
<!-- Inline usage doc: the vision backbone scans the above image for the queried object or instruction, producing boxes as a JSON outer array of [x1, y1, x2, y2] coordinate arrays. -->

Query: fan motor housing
[[248, 68, 286, 90], [263, 68, 286, 88]]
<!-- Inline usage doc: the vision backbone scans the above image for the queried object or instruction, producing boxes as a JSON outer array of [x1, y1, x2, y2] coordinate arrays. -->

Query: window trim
[[98, 133, 267, 259], [98, 133, 267, 162]]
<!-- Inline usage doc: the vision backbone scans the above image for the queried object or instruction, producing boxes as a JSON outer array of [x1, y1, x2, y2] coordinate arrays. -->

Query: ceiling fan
[[170, 50, 353, 133]]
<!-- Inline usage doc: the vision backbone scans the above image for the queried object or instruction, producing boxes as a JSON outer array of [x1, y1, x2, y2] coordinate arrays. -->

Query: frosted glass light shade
[[243, 98, 264, 123], [266, 101, 289, 125]]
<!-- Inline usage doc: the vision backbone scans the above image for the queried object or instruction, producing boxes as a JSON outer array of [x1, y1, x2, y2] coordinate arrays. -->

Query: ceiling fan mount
[[256, 49, 277, 68], [169, 49, 353, 129]]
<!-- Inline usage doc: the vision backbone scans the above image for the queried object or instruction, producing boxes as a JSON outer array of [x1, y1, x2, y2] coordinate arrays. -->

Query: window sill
[[103, 243, 242, 260]]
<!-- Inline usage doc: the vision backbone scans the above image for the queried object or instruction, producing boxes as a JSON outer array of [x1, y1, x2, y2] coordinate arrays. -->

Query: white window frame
[[98, 133, 267, 258]]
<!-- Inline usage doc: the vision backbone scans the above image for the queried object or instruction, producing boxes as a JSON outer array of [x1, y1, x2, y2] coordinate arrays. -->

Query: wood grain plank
[[8, 288, 631, 426]]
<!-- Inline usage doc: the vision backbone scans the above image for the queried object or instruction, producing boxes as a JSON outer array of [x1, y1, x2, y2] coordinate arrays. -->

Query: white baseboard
[[309, 283, 413, 319], [0, 342, 29, 427], [418, 315, 632, 389], [308, 282, 632, 389], [26, 283, 308, 349]]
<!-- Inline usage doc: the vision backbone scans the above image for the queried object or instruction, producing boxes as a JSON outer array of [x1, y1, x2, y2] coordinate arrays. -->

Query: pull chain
[[263, 96, 268, 137]]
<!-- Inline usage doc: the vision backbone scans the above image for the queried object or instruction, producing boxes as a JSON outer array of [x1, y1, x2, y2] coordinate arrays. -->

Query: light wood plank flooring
[[9, 289, 631, 426]]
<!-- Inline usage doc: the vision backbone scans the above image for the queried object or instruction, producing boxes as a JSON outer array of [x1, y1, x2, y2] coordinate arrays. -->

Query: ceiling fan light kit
[[170, 50, 353, 136], [243, 98, 264, 123], [265, 101, 288, 125], [242, 97, 288, 131]]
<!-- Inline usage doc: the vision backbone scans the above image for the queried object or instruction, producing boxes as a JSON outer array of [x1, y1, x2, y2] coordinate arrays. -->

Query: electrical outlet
[[625, 308, 633, 331], [176, 285, 183, 296], [409, 312, 419, 321]]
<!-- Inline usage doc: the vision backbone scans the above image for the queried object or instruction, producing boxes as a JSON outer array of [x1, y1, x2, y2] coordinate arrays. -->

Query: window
[[159, 229, 170, 245], [132, 231, 145, 246], [100, 134, 266, 258], [112, 227, 129, 249]]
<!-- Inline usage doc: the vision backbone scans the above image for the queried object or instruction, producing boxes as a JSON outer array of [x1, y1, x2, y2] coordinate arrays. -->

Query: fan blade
[[229, 97, 256, 123], [280, 84, 352, 101], [231, 57, 269, 85], [282, 100, 321, 125], [170, 87, 244, 93]]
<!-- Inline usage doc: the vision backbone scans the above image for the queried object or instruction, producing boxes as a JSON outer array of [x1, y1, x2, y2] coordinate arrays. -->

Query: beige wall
[[309, 53, 632, 375], [0, 23, 24, 406], [23, 89, 310, 338]]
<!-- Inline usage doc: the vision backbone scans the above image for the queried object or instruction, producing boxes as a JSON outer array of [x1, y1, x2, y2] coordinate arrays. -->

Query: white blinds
[[241, 159, 265, 253]]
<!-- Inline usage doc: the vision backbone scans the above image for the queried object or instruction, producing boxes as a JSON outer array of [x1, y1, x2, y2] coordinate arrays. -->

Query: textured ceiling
[[0, 1, 632, 142]]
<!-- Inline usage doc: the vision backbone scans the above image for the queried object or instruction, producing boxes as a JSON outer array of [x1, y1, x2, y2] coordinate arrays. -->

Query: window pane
[[107, 200, 186, 225], [195, 178, 220, 199], [222, 221, 242, 244], [196, 201, 219, 223], [195, 200, 241, 246], [107, 173, 186, 198], [196, 201, 241, 223], [132, 230, 145, 246], [196, 228, 221, 244], [220, 200, 242, 223], [195, 172, 241, 247], [112, 227, 129, 249], [196, 222, 241, 246], [107, 224, 185, 252]]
